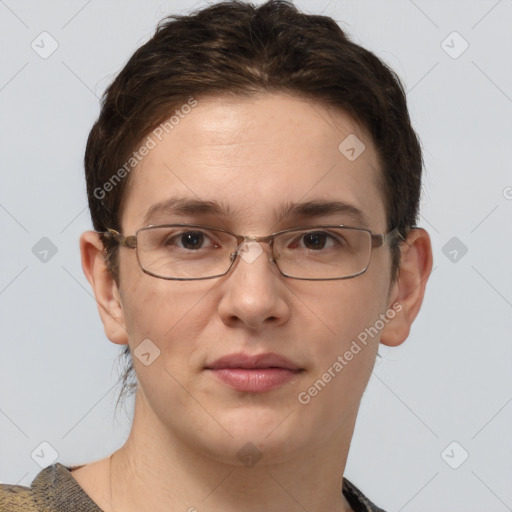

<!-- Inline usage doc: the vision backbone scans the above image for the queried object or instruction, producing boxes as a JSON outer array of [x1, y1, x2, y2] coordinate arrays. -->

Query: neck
[[108, 391, 357, 512]]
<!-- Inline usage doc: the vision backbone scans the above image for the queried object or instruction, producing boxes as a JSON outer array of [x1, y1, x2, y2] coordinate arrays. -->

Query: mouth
[[205, 352, 304, 393]]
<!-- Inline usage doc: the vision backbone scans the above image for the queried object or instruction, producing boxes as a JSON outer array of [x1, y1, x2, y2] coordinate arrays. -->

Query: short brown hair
[[84, 0, 423, 410]]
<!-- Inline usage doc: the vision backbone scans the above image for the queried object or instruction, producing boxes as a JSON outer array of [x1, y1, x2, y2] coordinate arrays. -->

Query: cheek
[[309, 273, 389, 336], [118, 254, 216, 363], [294, 280, 389, 425], [118, 248, 180, 310], [304, 274, 390, 376], [119, 279, 217, 415]]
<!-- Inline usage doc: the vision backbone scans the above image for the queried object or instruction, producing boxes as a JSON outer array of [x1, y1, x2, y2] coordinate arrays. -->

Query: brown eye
[[301, 231, 334, 250], [179, 231, 206, 250]]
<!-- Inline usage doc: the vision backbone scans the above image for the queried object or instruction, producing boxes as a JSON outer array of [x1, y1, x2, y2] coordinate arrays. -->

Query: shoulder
[[0, 481, 38, 511], [0, 463, 102, 512], [342, 477, 387, 512]]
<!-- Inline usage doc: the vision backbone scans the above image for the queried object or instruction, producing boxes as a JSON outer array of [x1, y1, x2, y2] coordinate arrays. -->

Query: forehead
[[121, 92, 386, 232]]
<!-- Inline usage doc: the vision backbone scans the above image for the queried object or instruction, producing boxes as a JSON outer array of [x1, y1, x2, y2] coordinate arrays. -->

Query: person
[[0, 0, 432, 511]]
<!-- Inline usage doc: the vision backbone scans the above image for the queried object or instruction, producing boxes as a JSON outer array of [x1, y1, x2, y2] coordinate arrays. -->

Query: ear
[[80, 231, 129, 345], [380, 228, 433, 347]]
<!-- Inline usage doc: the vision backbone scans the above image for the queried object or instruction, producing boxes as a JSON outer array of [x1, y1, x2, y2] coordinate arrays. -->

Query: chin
[[194, 408, 312, 467]]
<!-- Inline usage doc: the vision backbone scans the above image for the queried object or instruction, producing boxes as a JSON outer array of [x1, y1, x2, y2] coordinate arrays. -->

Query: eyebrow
[[277, 199, 370, 228], [143, 197, 232, 225], [143, 197, 369, 228]]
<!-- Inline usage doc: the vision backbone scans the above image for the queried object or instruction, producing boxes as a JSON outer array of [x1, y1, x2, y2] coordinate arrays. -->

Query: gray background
[[1, 1, 511, 511]]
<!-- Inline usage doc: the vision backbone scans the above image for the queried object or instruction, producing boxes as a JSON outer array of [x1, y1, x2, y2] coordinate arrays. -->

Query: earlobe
[[80, 231, 129, 346], [380, 228, 433, 347]]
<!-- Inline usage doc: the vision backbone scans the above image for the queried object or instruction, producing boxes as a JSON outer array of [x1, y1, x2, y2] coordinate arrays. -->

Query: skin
[[76, 92, 432, 512]]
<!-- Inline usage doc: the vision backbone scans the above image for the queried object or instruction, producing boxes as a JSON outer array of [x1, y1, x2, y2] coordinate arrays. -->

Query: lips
[[205, 353, 303, 392], [206, 352, 301, 371]]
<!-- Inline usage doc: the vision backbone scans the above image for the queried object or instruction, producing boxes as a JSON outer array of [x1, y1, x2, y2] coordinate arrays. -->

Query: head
[[81, 0, 431, 465]]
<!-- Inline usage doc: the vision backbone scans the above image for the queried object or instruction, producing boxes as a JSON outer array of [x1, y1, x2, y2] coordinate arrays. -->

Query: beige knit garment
[[0, 462, 386, 512]]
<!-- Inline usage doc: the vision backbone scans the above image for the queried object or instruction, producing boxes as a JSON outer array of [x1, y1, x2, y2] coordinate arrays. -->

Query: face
[[112, 93, 397, 465]]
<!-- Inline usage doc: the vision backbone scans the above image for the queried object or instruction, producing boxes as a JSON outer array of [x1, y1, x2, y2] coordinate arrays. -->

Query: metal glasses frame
[[102, 224, 405, 281]]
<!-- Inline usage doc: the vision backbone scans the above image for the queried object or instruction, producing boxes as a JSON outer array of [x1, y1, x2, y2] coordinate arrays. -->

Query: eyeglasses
[[103, 224, 404, 281]]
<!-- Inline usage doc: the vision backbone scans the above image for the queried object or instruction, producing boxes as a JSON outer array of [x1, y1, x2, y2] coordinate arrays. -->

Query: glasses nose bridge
[[244, 233, 275, 246], [233, 233, 276, 262]]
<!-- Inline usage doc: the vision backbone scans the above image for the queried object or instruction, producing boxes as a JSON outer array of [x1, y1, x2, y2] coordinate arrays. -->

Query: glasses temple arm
[[102, 228, 137, 249]]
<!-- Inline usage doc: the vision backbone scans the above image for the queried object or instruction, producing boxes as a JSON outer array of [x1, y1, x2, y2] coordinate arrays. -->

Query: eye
[[285, 230, 342, 251], [179, 231, 206, 250], [163, 230, 219, 250], [300, 231, 335, 250]]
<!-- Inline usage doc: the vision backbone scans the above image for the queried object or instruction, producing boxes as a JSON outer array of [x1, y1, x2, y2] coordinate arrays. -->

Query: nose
[[217, 240, 291, 330]]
